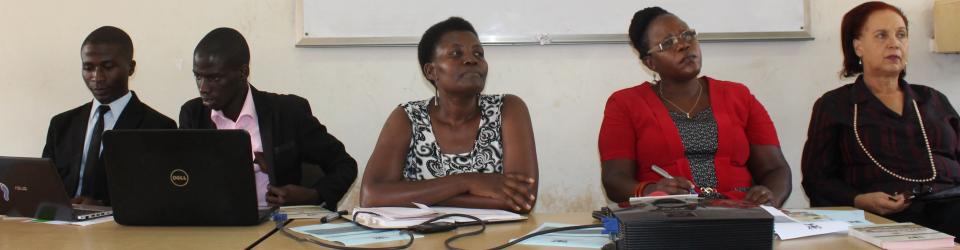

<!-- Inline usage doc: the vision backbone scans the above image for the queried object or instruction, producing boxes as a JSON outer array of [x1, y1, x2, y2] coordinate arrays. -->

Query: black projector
[[608, 199, 773, 250]]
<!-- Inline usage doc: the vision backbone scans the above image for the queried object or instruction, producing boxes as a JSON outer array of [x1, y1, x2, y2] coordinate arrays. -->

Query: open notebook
[[350, 203, 526, 229]]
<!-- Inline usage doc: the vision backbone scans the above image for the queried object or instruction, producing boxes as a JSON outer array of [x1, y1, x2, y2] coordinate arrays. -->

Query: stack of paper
[[849, 223, 955, 249], [351, 203, 526, 229], [279, 205, 335, 219]]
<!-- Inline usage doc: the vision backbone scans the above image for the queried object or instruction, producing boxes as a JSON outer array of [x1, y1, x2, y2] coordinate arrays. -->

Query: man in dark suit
[[42, 26, 176, 205], [179, 28, 357, 210]]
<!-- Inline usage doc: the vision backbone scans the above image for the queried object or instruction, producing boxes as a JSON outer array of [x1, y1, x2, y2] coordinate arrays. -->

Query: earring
[[858, 57, 862, 65], [434, 88, 439, 106], [653, 73, 661, 84]]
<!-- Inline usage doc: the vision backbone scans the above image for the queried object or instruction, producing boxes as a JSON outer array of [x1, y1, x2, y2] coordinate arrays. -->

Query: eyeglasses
[[646, 29, 698, 55]]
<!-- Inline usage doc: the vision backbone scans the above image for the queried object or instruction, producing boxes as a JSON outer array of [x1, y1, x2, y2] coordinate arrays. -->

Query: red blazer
[[598, 77, 780, 200]]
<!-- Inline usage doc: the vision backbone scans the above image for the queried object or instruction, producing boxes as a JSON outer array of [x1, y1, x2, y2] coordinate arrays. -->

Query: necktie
[[79, 105, 110, 197]]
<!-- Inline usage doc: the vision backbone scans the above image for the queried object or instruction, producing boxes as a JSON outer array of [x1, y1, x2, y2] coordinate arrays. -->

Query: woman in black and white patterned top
[[360, 17, 539, 213], [399, 94, 505, 180]]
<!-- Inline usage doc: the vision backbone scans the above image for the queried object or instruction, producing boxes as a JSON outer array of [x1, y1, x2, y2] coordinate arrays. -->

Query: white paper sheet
[[291, 223, 423, 246], [26, 216, 114, 226], [761, 206, 852, 240], [782, 209, 873, 226], [512, 223, 610, 249], [2, 215, 31, 221], [774, 221, 851, 240], [628, 194, 699, 203]]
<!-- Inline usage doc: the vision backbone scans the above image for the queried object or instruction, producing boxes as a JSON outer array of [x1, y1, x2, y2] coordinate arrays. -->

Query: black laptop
[[0, 156, 112, 221], [102, 129, 274, 226]]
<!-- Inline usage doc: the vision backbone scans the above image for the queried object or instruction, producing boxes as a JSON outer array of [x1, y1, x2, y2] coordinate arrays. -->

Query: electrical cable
[[415, 214, 485, 250], [245, 218, 293, 249], [275, 211, 485, 249], [276, 210, 604, 250]]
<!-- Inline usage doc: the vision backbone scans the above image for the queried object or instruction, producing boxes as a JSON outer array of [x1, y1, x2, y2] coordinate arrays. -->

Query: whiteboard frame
[[294, 0, 813, 47]]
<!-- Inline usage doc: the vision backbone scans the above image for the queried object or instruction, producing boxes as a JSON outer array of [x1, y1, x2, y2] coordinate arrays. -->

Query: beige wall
[[1, 0, 958, 212]]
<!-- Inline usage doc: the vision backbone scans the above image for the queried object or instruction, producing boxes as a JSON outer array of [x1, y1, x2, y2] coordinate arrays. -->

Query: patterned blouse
[[669, 107, 725, 199], [401, 94, 505, 180]]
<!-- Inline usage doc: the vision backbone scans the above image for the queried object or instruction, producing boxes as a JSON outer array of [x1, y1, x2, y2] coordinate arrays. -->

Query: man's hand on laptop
[[70, 196, 103, 206], [267, 185, 319, 206]]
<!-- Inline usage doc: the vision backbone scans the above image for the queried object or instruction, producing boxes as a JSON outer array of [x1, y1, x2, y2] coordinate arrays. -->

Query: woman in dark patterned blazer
[[802, 2, 960, 239]]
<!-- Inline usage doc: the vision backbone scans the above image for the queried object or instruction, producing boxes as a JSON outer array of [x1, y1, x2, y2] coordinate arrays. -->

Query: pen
[[320, 210, 348, 223], [651, 165, 674, 180], [888, 192, 899, 202], [650, 165, 697, 195]]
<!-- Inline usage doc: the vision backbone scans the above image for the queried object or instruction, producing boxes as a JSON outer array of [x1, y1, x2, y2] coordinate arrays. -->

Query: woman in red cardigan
[[599, 7, 792, 207]]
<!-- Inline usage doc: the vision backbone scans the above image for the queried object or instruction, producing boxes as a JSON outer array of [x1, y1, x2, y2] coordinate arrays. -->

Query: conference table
[[0, 207, 953, 249]]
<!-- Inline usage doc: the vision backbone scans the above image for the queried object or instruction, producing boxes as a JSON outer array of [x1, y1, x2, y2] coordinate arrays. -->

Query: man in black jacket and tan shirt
[[178, 27, 357, 211]]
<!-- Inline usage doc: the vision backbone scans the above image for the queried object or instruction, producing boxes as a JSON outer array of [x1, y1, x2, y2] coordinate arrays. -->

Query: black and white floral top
[[401, 94, 505, 180]]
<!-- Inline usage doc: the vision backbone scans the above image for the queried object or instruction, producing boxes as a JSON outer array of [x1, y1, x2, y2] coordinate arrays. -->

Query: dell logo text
[[169, 169, 189, 187]]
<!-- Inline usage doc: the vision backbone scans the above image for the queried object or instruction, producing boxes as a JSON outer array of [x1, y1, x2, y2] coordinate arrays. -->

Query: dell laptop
[[102, 129, 274, 226], [0, 156, 112, 221]]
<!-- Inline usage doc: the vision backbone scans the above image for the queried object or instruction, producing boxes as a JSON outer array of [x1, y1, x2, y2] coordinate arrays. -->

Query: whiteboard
[[296, 0, 811, 47]]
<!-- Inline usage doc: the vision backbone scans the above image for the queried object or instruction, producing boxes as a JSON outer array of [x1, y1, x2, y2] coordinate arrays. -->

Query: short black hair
[[82, 26, 134, 61], [194, 27, 250, 68], [417, 17, 478, 82], [628, 7, 672, 58]]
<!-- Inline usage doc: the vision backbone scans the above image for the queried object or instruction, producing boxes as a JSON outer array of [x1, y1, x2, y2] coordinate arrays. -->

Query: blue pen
[[650, 165, 698, 195]]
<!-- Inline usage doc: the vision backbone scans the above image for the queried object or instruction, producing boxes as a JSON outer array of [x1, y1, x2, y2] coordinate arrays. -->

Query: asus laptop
[[102, 129, 274, 226], [0, 156, 112, 221]]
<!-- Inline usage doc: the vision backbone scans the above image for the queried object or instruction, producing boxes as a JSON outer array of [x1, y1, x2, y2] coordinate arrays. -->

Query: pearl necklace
[[853, 100, 937, 183]]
